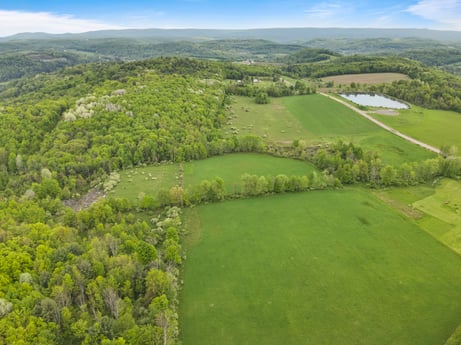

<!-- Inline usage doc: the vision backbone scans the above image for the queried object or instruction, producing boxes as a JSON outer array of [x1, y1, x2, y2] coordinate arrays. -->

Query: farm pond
[[340, 93, 409, 109]]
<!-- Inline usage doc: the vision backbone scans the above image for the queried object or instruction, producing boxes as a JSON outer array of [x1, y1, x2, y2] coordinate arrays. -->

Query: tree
[[255, 91, 269, 104], [137, 241, 157, 266], [273, 174, 289, 193], [256, 176, 269, 195], [241, 174, 258, 196], [380, 165, 397, 186], [145, 269, 170, 301], [0, 298, 13, 318]]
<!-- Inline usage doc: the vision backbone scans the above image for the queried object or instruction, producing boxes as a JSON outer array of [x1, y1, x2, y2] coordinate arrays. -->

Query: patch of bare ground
[[63, 189, 105, 212], [373, 109, 399, 116], [322, 73, 409, 85], [373, 191, 423, 219]]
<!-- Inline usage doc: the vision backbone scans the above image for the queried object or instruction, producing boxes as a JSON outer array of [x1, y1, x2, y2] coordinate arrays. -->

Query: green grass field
[[283, 94, 435, 164], [226, 96, 311, 141], [110, 163, 179, 201], [180, 190, 461, 345], [370, 105, 461, 151], [413, 179, 461, 253], [227, 94, 434, 164], [111, 153, 317, 200], [184, 153, 317, 193], [374, 179, 461, 255]]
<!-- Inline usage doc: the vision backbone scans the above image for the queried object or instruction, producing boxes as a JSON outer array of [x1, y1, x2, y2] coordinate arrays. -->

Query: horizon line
[[3, 26, 460, 39]]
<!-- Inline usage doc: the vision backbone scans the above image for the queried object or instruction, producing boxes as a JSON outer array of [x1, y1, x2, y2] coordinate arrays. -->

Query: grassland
[[370, 105, 461, 151], [226, 96, 311, 141], [111, 163, 179, 201], [284, 94, 435, 164], [184, 153, 316, 193], [226, 94, 434, 164], [322, 73, 410, 85], [375, 179, 461, 254], [111, 153, 317, 200], [180, 189, 461, 345]]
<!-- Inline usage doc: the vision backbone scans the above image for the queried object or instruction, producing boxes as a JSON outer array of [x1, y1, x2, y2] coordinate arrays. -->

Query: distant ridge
[[2, 27, 461, 43]]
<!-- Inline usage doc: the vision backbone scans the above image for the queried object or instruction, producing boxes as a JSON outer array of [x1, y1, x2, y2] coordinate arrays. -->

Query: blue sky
[[1, 0, 461, 37]]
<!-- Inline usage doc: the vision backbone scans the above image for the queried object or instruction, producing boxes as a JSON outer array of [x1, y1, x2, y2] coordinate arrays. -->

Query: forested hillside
[[0, 57, 231, 344], [3, 31, 461, 82]]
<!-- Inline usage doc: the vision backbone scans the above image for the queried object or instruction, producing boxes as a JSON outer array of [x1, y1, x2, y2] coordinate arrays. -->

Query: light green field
[[375, 179, 461, 254], [110, 164, 179, 201], [370, 105, 461, 151], [413, 179, 461, 253], [227, 94, 434, 165], [180, 190, 461, 345], [184, 153, 317, 193], [283, 94, 435, 165], [226, 96, 311, 141], [111, 153, 317, 200]]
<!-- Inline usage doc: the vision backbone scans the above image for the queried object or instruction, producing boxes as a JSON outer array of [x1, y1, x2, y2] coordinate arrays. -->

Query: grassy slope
[[413, 179, 461, 253], [226, 96, 311, 141], [180, 190, 461, 345], [184, 153, 317, 193], [111, 164, 179, 201], [283, 94, 435, 164], [375, 179, 461, 254], [370, 105, 461, 151], [111, 153, 317, 200], [228, 94, 434, 165]]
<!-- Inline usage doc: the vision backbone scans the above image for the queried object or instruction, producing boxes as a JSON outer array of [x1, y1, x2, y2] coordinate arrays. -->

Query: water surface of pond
[[340, 93, 409, 109]]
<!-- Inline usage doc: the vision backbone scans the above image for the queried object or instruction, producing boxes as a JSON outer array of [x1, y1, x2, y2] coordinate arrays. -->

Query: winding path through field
[[320, 92, 442, 155]]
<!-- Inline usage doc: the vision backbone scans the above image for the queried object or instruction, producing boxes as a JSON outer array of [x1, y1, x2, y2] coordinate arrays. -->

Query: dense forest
[[1, 51, 461, 344]]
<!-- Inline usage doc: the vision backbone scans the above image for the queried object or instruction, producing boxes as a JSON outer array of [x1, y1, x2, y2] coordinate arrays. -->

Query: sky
[[1, 0, 461, 37]]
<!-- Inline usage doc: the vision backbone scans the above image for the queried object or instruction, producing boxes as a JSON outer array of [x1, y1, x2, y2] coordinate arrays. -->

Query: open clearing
[[284, 94, 435, 164], [413, 180, 461, 253], [226, 96, 311, 141], [227, 94, 434, 164], [111, 153, 317, 200], [322, 73, 410, 85], [184, 153, 317, 193], [180, 189, 461, 345], [370, 105, 461, 151], [375, 179, 461, 254], [111, 163, 179, 201]]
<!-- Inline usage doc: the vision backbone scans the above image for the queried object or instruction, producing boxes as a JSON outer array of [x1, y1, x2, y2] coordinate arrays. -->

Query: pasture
[[184, 153, 316, 193], [226, 96, 311, 141], [110, 163, 179, 201], [322, 72, 410, 85], [375, 179, 461, 254], [227, 94, 434, 164], [283, 94, 435, 164], [180, 189, 461, 345], [111, 153, 317, 200], [413, 179, 461, 253], [370, 105, 461, 151]]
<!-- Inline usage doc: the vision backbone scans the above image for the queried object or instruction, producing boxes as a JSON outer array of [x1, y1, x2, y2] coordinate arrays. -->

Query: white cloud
[[304, 2, 342, 18], [406, 0, 461, 29], [0, 10, 125, 37]]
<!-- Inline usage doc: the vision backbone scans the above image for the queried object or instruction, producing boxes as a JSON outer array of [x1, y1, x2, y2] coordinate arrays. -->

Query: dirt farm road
[[320, 92, 442, 155]]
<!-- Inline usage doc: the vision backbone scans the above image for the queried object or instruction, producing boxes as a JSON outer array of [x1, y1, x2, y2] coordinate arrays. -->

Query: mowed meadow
[[370, 105, 461, 151], [227, 94, 435, 165], [180, 190, 461, 345], [111, 153, 318, 201]]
